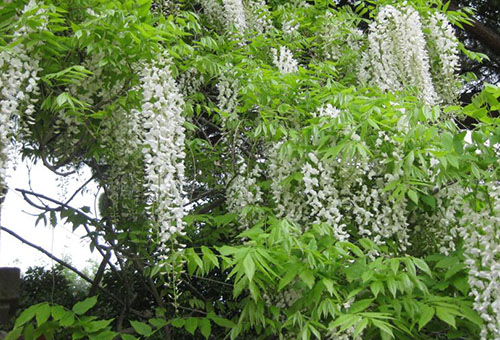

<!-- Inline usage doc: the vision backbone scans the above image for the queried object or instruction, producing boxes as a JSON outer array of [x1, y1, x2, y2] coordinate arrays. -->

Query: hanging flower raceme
[[359, 5, 438, 105], [139, 53, 188, 243], [197, 0, 225, 25], [271, 46, 299, 74], [178, 67, 205, 97], [100, 107, 145, 226], [201, 0, 271, 36], [423, 183, 500, 340], [222, 0, 248, 34], [0, 0, 45, 211], [247, 0, 272, 34], [302, 152, 349, 241], [425, 12, 461, 104], [458, 185, 500, 340], [267, 142, 306, 224], [217, 71, 239, 121], [319, 11, 364, 63], [226, 161, 263, 229]]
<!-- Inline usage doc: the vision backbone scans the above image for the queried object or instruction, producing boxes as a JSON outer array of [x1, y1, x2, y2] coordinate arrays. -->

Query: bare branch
[[1, 225, 119, 304], [0, 225, 154, 319], [64, 175, 95, 206], [16, 188, 99, 224]]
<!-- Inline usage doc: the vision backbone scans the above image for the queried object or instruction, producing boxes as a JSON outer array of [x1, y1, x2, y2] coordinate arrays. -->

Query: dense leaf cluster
[[1, 0, 500, 339]]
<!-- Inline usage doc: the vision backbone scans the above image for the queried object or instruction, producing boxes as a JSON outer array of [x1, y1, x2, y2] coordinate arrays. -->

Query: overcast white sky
[[0, 156, 101, 272]]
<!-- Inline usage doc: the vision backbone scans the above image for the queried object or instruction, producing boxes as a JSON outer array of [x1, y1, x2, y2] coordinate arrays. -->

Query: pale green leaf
[[418, 305, 434, 330], [72, 296, 98, 315]]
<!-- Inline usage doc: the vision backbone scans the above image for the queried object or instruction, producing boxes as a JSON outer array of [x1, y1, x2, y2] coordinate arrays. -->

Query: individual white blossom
[[271, 46, 299, 74], [360, 5, 438, 105], [139, 53, 188, 243]]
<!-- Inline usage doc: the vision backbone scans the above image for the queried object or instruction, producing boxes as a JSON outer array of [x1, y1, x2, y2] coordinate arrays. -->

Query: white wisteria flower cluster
[[201, 0, 272, 36], [422, 183, 500, 340], [178, 67, 205, 97], [423, 185, 463, 255], [267, 142, 306, 223], [246, 0, 273, 34], [302, 151, 409, 247], [217, 71, 239, 120], [265, 108, 411, 248], [0, 0, 45, 209], [271, 46, 299, 74], [226, 162, 263, 228], [359, 5, 449, 105], [425, 12, 461, 104], [282, 19, 299, 36], [319, 11, 364, 63], [100, 107, 145, 224], [139, 53, 188, 243], [222, 0, 248, 33], [313, 103, 340, 120], [458, 185, 500, 340], [302, 152, 349, 241], [197, 0, 225, 25]]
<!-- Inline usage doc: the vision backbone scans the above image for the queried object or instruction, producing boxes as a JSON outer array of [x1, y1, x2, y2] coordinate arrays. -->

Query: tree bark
[[450, 1, 500, 57]]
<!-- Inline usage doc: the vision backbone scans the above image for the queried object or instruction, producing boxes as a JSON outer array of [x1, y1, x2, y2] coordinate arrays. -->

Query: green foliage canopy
[[1, 0, 500, 339]]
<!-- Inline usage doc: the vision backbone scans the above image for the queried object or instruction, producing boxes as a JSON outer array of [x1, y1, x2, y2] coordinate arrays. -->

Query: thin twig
[[64, 175, 95, 206], [189, 274, 233, 287], [16, 188, 99, 224]]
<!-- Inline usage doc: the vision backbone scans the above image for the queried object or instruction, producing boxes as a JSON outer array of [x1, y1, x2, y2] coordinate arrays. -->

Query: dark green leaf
[[185, 317, 198, 335], [130, 321, 153, 337], [199, 318, 211, 339]]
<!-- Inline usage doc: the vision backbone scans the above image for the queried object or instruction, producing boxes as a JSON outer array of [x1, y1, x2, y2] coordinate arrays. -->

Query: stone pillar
[[0, 267, 20, 324]]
